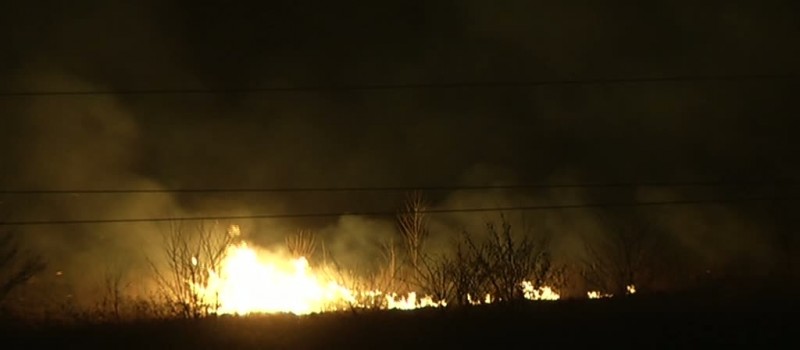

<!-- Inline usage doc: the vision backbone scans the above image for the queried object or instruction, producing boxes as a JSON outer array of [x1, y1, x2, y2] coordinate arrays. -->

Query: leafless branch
[[286, 229, 317, 259], [0, 231, 46, 307]]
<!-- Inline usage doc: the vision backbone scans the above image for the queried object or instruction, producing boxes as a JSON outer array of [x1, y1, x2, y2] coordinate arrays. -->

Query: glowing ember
[[626, 284, 636, 294]]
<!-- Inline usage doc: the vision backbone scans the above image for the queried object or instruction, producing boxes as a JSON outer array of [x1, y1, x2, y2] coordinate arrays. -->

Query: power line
[[0, 180, 794, 195], [1, 195, 795, 227], [0, 74, 795, 98]]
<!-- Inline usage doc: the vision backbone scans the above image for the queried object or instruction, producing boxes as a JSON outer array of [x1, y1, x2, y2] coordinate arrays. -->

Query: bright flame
[[587, 290, 611, 299], [191, 239, 565, 316], [193, 242, 446, 315], [196, 242, 354, 315], [465, 282, 561, 305], [587, 284, 636, 299], [385, 292, 446, 310], [465, 293, 496, 305], [522, 281, 560, 300]]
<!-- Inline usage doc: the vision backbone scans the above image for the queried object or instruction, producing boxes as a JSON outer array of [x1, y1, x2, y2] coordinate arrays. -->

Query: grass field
[[0, 288, 795, 349]]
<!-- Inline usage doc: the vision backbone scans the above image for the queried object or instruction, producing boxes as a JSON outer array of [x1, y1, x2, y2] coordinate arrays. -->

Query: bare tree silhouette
[[397, 191, 429, 274], [286, 229, 317, 259], [580, 209, 662, 296], [395, 192, 455, 302], [0, 230, 45, 308], [456, 215, 552, 302], [148, 220, 236, 318]]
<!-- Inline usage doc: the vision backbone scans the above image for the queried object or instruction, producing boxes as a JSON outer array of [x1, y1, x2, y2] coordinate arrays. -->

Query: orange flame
[[191, 239, 562, 315]]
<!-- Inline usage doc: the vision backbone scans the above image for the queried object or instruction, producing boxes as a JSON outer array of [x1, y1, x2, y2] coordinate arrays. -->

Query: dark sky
[[0, 1, 798, 296]]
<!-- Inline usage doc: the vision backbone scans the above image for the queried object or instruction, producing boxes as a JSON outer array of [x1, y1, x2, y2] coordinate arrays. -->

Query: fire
[[587, 284, 636, 299], [466, 293, 496, 305], [385, 292, 445, 310], [193, 242, 448, 315], [626, 284, 636, 294], [195, 242, 354, 315], [522, 281, 560, 300], [189, 236, 562, 316], [587, 290, 612, 299]]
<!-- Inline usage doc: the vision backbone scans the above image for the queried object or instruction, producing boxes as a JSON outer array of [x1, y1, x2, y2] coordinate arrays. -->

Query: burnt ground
[[0, 289, 796, 349]]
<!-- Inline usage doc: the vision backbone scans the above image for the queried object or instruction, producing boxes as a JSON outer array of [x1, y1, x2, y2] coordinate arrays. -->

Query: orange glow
[[188, 230, 565, 315], [522, 281, 560, 300], [192, 242, 447, 315], [587, 284, 636, 299]]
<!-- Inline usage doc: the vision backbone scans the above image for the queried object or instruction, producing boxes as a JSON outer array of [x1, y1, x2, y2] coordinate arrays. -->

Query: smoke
[[0, 1, 798, 309], [317, 216, 396, 271], [0, 72, 184, 304]]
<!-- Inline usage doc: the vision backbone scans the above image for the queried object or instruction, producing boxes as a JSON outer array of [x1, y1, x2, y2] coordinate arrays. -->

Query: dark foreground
[[1, 291, 796, 349]]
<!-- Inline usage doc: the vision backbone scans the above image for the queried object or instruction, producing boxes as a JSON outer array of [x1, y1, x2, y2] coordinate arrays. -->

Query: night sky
[[0, 1, 798, 300]]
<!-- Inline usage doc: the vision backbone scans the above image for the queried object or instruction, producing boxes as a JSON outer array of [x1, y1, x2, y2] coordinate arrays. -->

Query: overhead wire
[[1, 195, 796, 227], [0, 180, 794, 195], [0, 74, 795, 98]]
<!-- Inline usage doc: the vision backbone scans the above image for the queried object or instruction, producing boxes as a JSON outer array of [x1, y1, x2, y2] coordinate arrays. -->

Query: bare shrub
[[94, 266, 128, 322], [148, 220, 236, 318], [414, 252, 455, 304], [286, 229, 317, 259], [451, 214, 553, 303], [580, 209, 662, 295], [396, 191, 430, 278], [0, 231, 45, 308], [374, 237, 401, 293]]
